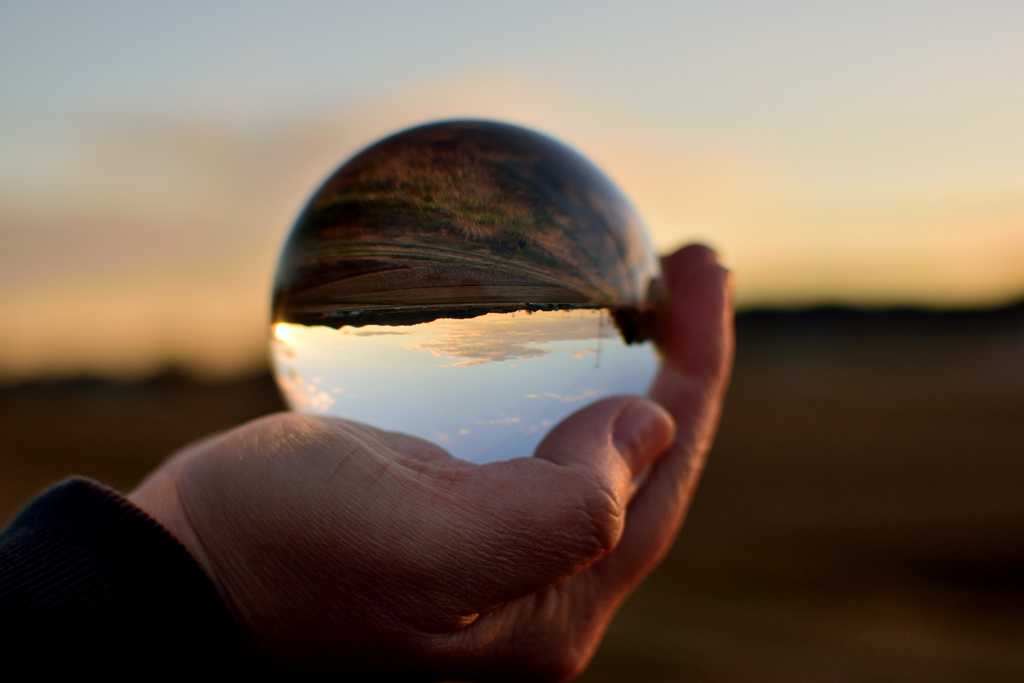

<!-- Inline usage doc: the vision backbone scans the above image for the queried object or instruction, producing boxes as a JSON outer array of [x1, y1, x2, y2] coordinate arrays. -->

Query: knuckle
[[570, 471, 625, 558]]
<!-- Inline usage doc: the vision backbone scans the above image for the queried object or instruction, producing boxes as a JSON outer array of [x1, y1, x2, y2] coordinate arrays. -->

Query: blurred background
[[1, 2, 1022, 680]]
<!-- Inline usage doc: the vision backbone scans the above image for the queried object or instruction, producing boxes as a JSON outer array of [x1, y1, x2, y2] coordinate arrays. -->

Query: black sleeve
[[0, 477, 259, 672]]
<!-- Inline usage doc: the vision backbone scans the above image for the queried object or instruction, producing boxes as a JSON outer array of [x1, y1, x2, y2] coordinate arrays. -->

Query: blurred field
[[2, 305, 1023, 681]]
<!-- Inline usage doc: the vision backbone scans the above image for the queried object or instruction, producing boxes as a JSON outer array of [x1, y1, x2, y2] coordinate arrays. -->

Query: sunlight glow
[[2, 3, 1022, 379], [272, 323, 293, 342]]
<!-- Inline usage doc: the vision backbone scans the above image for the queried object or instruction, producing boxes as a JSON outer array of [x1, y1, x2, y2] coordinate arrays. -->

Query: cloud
[[476, 416, 520, 426], [409, 310, 609, 366], [272, 365, 336, 414], [526, 388, 607, 403]]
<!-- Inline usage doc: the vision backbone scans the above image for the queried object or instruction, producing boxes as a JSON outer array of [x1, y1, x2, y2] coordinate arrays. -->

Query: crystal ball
[[270, 120, 662, 464]]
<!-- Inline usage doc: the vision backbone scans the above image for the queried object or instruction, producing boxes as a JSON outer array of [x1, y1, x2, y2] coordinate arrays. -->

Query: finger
[[593, 243, 734, 588], [657, 243, 733, 383], [533, 395, 675, 480], [443, 396, 674, 611]]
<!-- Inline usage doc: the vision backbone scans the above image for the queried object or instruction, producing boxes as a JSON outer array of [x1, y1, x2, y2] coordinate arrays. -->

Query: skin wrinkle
[[428, 401, 643, 617], [385, 437, 455, 467], [442, 506, 581, 613], [261, 491, 428, 658], [176, 467, 266, 661], [569, 465, 626, 559], [176, 425, 359, 660], [386, 547, 488, 642], [479, 586, 596, 682], [526, 477, 609, 561], [344, 449, 456, 570], [420, 467, 470, 510], [316, 430, 434, 556], [291, 427, 479, 636]]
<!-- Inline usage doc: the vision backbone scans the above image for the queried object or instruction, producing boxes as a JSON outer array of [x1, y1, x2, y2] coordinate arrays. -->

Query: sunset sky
[[2, 1, 1022, 379]]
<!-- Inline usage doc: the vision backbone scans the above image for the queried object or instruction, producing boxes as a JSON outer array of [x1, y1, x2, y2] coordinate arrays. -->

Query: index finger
[[592, 243, 734, 589], [655, 243, 734, 386]]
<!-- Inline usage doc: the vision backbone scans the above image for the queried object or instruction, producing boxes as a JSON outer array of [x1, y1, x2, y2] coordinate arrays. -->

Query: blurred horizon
[[3, 300, 1023, 680], [2, 1, 1022, 380]]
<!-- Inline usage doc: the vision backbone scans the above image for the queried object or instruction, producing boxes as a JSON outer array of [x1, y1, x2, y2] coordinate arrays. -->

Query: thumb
[[448, 396, 675, 610], [534, 395, 676, 483]]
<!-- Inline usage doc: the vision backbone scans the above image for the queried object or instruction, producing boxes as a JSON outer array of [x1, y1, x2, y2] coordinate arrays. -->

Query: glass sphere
[[270, 120, 662, 464]]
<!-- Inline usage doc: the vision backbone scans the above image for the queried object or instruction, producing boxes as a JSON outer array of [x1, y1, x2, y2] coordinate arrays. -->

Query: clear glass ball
[[270, 120, 662, 464]]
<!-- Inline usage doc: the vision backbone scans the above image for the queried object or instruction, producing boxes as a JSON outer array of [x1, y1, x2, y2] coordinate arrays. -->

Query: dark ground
[[2, 305, 1023, 681]]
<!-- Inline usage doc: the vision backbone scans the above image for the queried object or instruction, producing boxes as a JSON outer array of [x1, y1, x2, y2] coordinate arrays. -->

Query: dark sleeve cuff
[[0, 477, 258, 671]]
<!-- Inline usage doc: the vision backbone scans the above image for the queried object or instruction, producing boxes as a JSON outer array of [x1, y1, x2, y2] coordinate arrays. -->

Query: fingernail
[[701, 244, 721, 263], [688, 243, 720, 262], [613, 399, 674, 465]]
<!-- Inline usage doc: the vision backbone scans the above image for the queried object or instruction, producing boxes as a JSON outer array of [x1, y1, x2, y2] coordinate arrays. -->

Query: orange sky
[[2, 4, 1022, 380]]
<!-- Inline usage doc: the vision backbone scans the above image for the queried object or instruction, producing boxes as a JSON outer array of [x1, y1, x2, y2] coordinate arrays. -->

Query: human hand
[[129, 244, 733, 680]]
